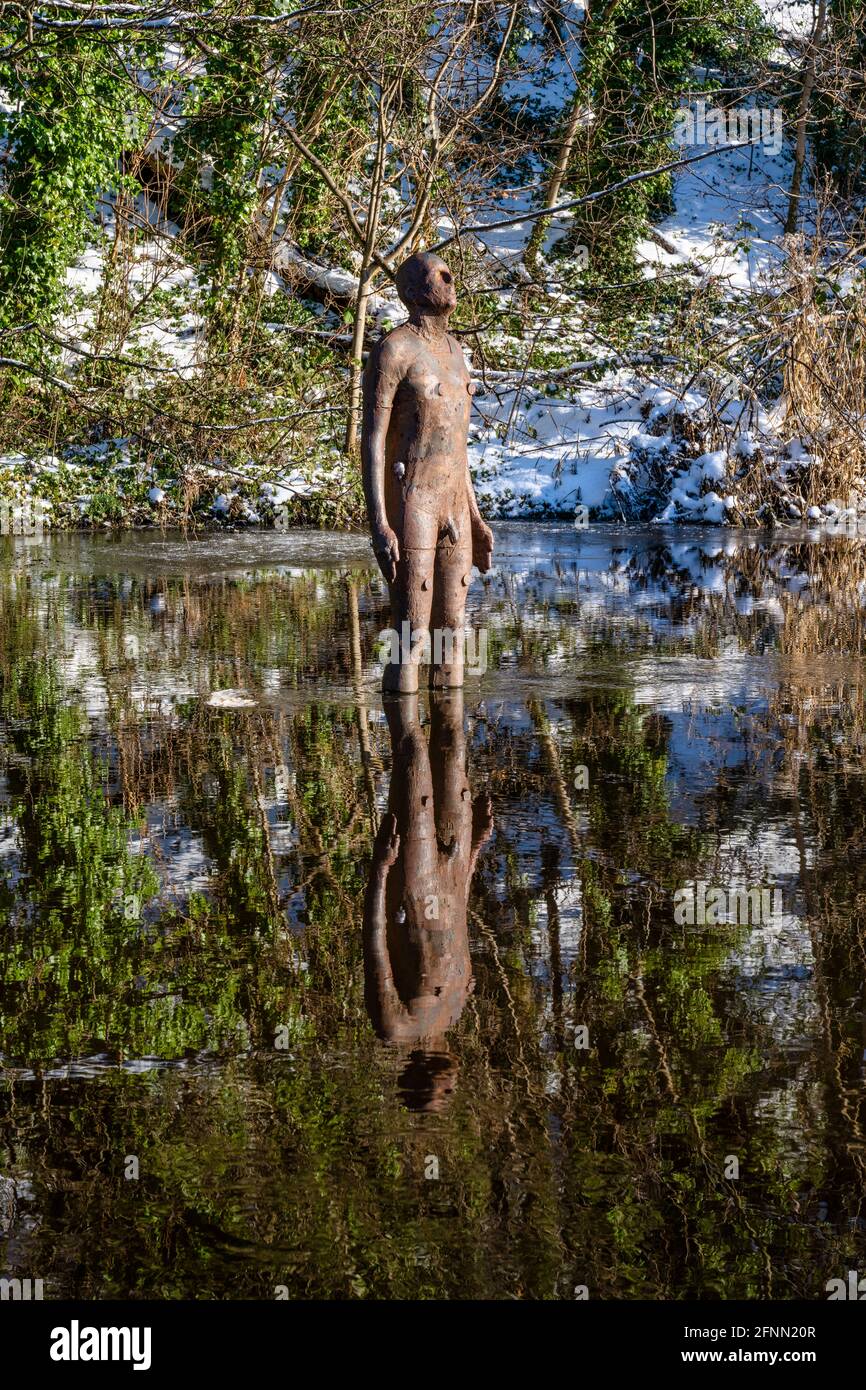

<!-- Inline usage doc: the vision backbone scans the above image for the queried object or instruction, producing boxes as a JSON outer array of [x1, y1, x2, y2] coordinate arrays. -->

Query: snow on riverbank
[[5, 0, 856, 530]]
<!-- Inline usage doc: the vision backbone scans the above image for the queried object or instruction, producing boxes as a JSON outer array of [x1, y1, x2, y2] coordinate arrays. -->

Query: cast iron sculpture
[[361, 252, 493, 693], [363, 690, 493, 1111]]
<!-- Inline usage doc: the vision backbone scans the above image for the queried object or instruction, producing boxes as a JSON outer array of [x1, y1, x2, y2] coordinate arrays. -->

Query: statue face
[[395, 253, 457, 315]]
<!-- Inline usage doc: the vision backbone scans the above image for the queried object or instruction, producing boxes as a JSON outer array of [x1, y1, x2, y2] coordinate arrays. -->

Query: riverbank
[[3, 398, 862, 534]]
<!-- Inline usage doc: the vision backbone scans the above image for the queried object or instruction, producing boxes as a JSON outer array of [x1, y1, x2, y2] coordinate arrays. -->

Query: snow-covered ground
[[5, 0, 860, 529], [449, 0, 862, 523]]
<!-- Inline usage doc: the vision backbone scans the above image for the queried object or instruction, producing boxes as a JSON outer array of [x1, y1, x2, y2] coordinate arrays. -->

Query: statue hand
[[372, 523, 400, 585], [471, 516, 493, 574], [375, 812, 401, 868], [472, 792, 494, 845]]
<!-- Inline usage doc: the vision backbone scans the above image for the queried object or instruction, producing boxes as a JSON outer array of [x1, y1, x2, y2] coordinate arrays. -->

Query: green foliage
[[0, 34, 138, 338], [559, 0, 772, 277]]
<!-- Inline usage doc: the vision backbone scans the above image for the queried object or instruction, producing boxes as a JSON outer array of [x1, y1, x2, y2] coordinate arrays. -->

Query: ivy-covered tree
[[0, 33, 135, 341], [552, 0, 773, 277]]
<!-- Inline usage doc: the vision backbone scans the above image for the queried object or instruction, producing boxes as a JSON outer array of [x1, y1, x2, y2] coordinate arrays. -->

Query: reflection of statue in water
[[363, 690, 493, 1111], [361, 252, 494, 694]]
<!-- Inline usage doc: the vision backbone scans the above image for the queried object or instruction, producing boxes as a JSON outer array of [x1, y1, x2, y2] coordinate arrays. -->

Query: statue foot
[[430, 663, 464, 690], [383, 662, 420, 695]]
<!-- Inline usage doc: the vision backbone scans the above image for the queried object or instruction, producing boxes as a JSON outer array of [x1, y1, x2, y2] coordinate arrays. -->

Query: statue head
[[398, 1048, 459, 1113], [395, 252, 457, 316]]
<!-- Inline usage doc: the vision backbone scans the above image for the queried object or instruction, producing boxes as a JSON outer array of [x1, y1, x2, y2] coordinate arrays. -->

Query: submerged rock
[[206, 689, 257, 709]]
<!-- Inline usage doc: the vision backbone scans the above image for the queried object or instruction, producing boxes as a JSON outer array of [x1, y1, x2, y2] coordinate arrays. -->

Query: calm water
[[1, 524, 865, 1300]]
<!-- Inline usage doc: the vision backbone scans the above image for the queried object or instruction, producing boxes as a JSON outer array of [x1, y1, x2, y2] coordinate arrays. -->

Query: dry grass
[[771, 229, 866, 507]]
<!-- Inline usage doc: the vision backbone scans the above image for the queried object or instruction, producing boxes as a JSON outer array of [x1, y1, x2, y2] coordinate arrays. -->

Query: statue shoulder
[[447, 334, 470, 371], [368, 325, 415, 374]]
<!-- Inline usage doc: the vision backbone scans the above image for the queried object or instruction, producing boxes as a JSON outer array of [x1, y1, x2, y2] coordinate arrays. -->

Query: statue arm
[[457, 354, 493, 573], [361, 345, 402, 584], [466, 791, 494, 891], [363, 814, 405, 1032], [466, 462, 493, 573]]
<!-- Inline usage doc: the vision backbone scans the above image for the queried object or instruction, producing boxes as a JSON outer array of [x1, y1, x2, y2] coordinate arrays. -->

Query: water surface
[[1, 524, 865, 1299]]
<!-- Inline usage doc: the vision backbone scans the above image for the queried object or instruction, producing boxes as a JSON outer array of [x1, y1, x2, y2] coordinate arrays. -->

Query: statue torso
[[378, 325, 475, 504]]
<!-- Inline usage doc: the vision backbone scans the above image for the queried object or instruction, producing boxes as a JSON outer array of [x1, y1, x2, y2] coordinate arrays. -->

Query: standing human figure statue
[[363, 689, 493, 1111], [361, 252, 494, 693]]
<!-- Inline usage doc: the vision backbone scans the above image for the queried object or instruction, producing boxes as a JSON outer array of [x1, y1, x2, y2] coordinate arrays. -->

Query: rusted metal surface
[[362, 252, 493, 692]]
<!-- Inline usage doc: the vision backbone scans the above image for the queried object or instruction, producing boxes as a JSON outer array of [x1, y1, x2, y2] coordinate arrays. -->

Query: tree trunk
[[525, 95, 588, 273], [344, 87, 388, 455], [784, 0, 828, 236], [344, 261, 377, 455]]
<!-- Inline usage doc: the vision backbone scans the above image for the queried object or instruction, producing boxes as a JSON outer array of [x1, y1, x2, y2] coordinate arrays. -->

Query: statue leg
[[429, 517, 473, 689], [428, 689, 472, 854], [383, 546, 436, 694]]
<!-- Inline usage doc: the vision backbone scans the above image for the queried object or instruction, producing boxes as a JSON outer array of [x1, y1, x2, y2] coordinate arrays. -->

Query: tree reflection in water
[[0, 527, 864, 1298]]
